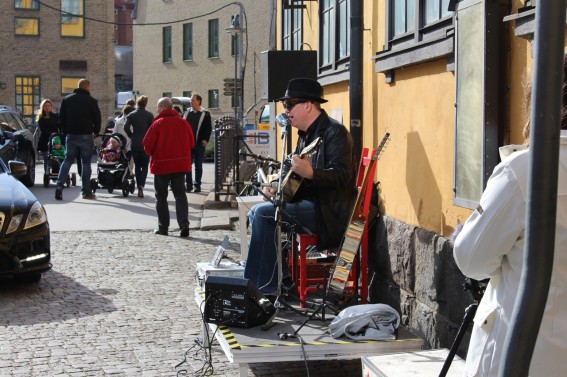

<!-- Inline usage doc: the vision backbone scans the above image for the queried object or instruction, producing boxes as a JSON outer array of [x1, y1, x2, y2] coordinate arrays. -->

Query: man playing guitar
[[244, 78, 357, 297]]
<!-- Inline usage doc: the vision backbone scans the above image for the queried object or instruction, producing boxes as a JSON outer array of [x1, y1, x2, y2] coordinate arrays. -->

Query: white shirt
[[454, 130, 567, 376]]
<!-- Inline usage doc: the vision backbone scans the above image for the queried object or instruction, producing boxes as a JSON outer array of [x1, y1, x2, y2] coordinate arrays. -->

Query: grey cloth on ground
[[328, 303, 400, 340]]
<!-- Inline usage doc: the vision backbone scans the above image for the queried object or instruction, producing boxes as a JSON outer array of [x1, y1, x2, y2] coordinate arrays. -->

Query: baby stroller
[[42, 133, 76, 188], [90, 133, 136, 197]]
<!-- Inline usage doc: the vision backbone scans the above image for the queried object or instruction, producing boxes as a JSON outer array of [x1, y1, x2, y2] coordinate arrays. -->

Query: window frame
[[61, 76, 81, 96], [183, 23, 193, 61], [14, 17, 40, 36], [281, 0, 303, 51], [373, 0, 455, 79], [208, 19, 219, 59], [208, 89, 219, 109], [163, 26, 172, 63], [15, 75, 40, 126], [15, 0, 39, 10], [60, 0, 85, 38], [318, 0, 350, 84]]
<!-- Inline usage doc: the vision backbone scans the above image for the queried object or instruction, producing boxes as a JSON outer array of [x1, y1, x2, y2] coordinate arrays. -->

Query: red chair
[[289, 147, 377, 305]]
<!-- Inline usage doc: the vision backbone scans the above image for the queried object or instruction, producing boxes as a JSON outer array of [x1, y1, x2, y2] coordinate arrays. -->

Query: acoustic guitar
[[326, 132, 390, 305], [281, 137, 322, 202]]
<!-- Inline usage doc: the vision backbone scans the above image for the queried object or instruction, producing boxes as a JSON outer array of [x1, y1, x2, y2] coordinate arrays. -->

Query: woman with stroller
[[36, 99, 59, 163], [125, 95, 154, 198]]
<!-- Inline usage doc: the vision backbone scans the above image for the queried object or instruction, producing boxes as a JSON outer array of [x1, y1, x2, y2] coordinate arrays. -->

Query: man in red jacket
[[143, 97, 195, 237]]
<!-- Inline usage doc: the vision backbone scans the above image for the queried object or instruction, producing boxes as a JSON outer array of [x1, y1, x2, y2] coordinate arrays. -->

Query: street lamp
[[225, 11, 244, 132]]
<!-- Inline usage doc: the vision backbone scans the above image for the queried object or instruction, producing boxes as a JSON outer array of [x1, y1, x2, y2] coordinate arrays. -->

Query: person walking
[[36, 99, 59, 163], [142, 97, 195, 237], [125, 95, 154, 198], [55, 78, 101, 200], [183, 93, 212, 193]]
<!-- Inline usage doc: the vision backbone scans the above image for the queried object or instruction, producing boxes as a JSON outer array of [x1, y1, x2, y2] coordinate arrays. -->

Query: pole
[[499, 1, 566, 376]]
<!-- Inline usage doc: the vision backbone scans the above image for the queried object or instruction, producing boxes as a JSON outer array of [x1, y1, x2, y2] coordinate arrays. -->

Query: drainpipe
[[349, 0, 363, 162], [499, 1, 566, 376]]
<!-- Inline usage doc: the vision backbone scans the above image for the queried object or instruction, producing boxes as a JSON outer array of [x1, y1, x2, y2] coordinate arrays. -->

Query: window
[[208, 19, 219, 58], [15, 76, 40, 125], [373, 0, 453, 74], [162, 92, 172, 98], [15, 0, 39, 9], [282, 1, 303, 50], [183, 91, 192, 98], [15, 17, 39, 36], [319, 0, 349, 75], [163, 26, 172, 63], [183, 23, 193, 61], [208, 89, 219, 109], [61, 77, 79, 95], [61, 0, 84, 38]]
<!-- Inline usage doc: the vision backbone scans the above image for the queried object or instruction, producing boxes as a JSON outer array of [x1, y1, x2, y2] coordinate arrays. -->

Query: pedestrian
[[36, 99, 59, 163], [55, 78, 101, 200], [244, 78, 357, 295], [183, 93, 212, 193], [453, 55, 567, 376], [125, 95, 154, 198], [113, 104, 135, 151], [142, 97, 195, 237]]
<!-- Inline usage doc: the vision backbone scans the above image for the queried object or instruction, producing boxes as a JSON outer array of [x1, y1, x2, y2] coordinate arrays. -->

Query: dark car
[[0, 105, 37, 187], [0, 159, 51, 282]]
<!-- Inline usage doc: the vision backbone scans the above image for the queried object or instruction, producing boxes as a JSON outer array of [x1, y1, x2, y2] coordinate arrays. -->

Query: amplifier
[[204, 276, 275, 328]]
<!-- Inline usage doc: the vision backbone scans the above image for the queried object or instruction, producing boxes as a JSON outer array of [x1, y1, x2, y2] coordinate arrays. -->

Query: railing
[[213, 116, 241, 201]]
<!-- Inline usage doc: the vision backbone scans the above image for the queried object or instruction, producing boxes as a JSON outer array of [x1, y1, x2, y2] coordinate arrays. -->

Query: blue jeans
[[131, 150, 150, 188], [185, 144, 204, 189], [244, 200, 317, 294], [154, 173, 189, 231], [57, 134, 93, 195]]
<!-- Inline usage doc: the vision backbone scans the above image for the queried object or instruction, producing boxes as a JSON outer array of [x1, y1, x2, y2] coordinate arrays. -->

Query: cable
[[36, 1, 243, 27]]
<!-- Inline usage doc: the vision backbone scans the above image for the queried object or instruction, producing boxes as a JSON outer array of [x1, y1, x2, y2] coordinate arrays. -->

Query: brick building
[[0, 0, 115, 124], [131, 0, 272, 120]]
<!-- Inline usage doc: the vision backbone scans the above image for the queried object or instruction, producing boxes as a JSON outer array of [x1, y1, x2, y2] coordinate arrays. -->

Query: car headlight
[[6, 214, 23, 234], [23, 201, 47, 230]]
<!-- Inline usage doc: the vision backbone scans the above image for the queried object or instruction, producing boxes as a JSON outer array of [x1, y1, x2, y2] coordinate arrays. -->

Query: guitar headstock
[[374, 132, 390, 160]]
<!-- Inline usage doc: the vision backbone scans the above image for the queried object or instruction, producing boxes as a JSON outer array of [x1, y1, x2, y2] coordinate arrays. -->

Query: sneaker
[[82, 193, 96, 200], [180, 228, 189, 238], [193, 186, 201, 193], [154, 229, 168, 236], [185, 186, 193, 193], [55, 187, 63, 200]]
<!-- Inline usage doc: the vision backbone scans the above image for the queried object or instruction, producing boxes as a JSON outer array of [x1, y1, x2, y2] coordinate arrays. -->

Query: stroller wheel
[[66, 177, 71, 188], [90, 178, 98, 193], [122, 187, 129, 197], [43, 174, 49, 188], [107, 188, 114, 194], [71, 173, 77, 186]]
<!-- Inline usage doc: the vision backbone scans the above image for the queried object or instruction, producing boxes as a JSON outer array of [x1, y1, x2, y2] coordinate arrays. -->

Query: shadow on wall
[[405, 131, 444, 234]]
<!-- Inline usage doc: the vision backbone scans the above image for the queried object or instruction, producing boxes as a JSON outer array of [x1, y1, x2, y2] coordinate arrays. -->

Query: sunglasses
[[283, 100, 307, 110]]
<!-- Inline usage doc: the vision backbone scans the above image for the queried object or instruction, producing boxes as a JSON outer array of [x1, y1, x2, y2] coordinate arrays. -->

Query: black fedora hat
[[277, 78, 328, 103]]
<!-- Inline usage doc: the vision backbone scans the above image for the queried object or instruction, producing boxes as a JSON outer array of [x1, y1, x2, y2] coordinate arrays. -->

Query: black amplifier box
[[204, 276, 275, 328]]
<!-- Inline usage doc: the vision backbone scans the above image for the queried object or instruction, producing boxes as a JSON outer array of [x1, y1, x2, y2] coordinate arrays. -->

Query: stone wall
[[368, 215, 474, 356]]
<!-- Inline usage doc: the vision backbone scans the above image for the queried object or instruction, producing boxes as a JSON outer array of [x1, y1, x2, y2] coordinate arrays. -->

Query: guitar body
[[280, 137, 322, 202], [326, 133, 390, 305]]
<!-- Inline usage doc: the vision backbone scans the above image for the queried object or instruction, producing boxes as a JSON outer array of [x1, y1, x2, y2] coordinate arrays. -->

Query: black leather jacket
[[286, 110, 357, 250]]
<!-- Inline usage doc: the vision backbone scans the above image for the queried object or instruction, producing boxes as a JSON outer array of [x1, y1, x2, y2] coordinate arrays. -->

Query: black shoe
[[55, 187, 63, 200], [185, 186, 193, 193], [180, 228, 189, 238], [154, 229, 168, 236], [193, 186, 201, 193]]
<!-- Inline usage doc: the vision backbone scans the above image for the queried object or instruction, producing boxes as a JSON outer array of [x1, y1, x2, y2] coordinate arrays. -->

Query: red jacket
[[142, 109, 195, 175]]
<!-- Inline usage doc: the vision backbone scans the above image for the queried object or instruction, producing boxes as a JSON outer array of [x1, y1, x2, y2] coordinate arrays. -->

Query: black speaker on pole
[[261, 50, 318, 102], [204, 276, 276, 328]]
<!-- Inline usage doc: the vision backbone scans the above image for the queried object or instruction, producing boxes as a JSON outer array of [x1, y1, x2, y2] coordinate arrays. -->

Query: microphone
[[275, 113, 291, 128]]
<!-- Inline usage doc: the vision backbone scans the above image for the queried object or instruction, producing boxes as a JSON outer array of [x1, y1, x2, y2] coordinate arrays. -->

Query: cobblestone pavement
[[0, 229, 361, 377]]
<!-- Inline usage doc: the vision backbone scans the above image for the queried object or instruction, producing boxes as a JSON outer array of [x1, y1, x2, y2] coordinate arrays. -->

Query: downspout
[[349, 0, 363, 161], [499, 1, 566, 376]]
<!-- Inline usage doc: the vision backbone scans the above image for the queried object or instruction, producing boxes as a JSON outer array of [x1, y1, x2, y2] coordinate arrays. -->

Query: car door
[[0, 113, 17, 166]]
